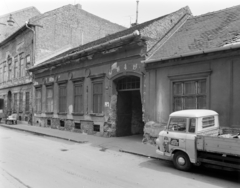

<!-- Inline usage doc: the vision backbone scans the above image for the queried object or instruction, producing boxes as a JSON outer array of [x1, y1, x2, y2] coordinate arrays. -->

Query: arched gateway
[[113, 75, 144, 136]]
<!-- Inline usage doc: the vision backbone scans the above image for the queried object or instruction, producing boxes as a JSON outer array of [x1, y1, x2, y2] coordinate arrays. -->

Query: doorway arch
[[113, 75, 144, 136]]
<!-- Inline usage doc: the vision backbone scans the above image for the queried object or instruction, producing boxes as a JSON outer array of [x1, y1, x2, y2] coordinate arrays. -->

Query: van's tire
[[173, 151, 192, 171]]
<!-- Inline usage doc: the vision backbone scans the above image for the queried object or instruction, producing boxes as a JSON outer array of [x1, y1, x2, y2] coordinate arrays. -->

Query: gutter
[[29, 30, 140, 72], [144, 43, 240, 64]]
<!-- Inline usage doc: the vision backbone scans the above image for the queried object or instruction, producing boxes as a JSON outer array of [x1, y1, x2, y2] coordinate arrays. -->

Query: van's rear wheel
[[173, 151, 191, 171]]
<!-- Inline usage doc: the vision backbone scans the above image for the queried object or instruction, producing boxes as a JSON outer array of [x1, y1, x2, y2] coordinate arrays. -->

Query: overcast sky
[[0, 0, 240, 27]]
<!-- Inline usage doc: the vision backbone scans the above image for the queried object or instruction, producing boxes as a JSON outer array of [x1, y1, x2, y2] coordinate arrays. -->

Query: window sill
[[58, 112, 67, 115], [72, 113, 84, 116], [89, 113, 104, 117]]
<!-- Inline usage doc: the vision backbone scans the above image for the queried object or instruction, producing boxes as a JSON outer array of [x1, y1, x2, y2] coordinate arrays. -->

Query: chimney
[[75, 4, 82, 9]]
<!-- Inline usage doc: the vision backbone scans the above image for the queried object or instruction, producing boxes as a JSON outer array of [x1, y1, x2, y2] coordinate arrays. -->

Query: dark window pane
[[174, 83, 182, 95], [184, 96, 196, 109], [197, 96, 206, 109], [174, 97, 182, 111], [198, 80, 206, 94], [184, 82, 196, 95]]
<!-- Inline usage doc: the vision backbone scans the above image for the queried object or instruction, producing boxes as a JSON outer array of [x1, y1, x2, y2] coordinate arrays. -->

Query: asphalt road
[[0, 126, 239, 188]]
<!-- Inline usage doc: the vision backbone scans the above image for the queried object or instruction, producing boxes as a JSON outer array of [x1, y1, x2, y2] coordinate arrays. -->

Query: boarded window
[[46, 87, 53, 112], [59, 85, 67, 113], [74, 83, 83, 113], [35, 88, 42, 112], [173, 80, 207, 111], [93, 82, 103, 113], [19, 92, 23, 112], [25, 92, 30, 112], [202, 116, 215, 128]]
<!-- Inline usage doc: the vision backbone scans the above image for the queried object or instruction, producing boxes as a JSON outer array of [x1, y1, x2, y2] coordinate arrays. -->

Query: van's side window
[[168, 118, 187, 132], [189, 118, 196, 133]]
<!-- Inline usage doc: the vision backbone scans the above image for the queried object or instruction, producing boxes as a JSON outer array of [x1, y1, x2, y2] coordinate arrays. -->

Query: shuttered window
[[74, 83, 83, 113], [59, 85, 67, 113], [173, 80, 207, 111], [93, 82, 103, 113], [35, 88, 42, 112], [14, 56, 18, 78], [46, 87, 53, 112], [25, 92, 30, 112]]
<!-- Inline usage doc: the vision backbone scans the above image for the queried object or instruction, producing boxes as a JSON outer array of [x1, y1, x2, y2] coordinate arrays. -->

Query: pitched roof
[[31, 6, 191, 71], [0, 7, 40, 42], [147, 4, 240, 62]]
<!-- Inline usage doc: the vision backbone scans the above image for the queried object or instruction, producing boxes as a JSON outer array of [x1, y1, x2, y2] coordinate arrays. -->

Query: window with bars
[[25, 92, 30, 112], [173, 80, 207, 111], [46, 87, 53, 112], [35, 88, 42, 113], [14, 56, 18, 78], [19, 92, 23, 112], [59, 84, 67, 113], [74, 83, 83, 113], [117, 76, 140, 91], [93, 82, 103, 114], [13, 93, 18, 112]]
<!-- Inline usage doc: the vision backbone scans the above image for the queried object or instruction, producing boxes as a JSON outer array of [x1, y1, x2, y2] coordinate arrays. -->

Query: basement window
[[74, 122, 81, 129], [93, 124, 100, 132], [47, 119, 51, 126], [60, 120, 65, 127]]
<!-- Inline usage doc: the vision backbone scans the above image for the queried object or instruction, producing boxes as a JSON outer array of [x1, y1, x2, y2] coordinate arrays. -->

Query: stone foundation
[[142, 121, 166, 145]]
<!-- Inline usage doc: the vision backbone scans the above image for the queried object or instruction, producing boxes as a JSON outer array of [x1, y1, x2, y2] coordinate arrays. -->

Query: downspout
[[25, 21, 36, 125]]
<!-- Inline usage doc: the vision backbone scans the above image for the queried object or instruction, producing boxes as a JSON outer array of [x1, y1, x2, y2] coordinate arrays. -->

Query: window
[[19, 92, 23, 112], [0, 66, 2, 83], [26, 55, 31, 69], [173, 80, 206, 111], [25, 92, 30, 112], [46, 87, 53, 112], [13, 93, 18, 112], [19, 53, 25, 77], [7, 56, 12, 81], [168, 117, 187, 132], [93, 82, 103, 113], [73, 83, 83, 113], [202, 116, 215, 128], [3, 62, 7, 82], [35, 88, 42, 112], [188, 118, 196, 133], [118, 76, 140, 91], [59, 84, 67, 113], [14, 56, 18, 78]]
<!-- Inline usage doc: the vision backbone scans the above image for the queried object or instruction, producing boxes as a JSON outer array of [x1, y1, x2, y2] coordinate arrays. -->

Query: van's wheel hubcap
[[178, 157, 186, 165]]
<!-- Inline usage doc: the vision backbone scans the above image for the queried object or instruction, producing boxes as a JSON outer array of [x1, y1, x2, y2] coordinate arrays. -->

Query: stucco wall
[[145, 50, 240, 135]]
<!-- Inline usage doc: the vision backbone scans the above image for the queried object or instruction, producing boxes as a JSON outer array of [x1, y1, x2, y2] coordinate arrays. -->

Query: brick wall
[[34, 4, 126, 65]]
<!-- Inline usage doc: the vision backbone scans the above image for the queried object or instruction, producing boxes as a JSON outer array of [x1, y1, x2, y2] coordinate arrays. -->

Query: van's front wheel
[[173, 151, 192, 171]]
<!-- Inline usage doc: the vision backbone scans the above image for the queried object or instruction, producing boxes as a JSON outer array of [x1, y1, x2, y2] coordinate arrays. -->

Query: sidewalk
[[0, 123, 162, 159]]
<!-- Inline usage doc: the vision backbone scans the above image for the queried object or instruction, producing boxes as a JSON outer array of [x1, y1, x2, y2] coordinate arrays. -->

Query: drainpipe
[[25, 21, 37, 125]]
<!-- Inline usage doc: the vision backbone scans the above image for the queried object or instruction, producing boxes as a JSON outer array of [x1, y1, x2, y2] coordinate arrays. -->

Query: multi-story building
[[0, 4, 125, 124]]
